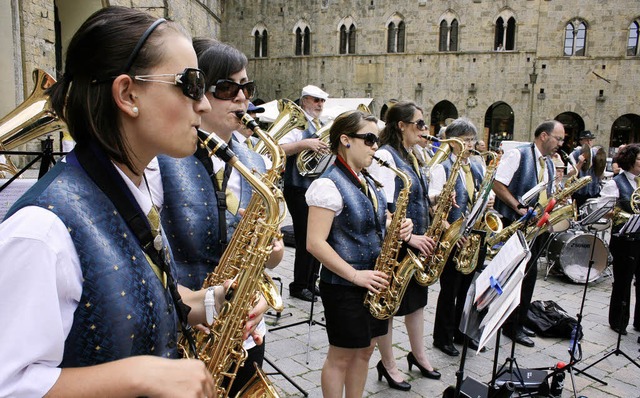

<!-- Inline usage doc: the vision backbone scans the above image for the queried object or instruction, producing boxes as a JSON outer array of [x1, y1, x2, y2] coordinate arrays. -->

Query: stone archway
[[430, 100, 458, 135], [555, 111, 584, 155], [610, 113, 640, 156], [484, 102, 514, 150]]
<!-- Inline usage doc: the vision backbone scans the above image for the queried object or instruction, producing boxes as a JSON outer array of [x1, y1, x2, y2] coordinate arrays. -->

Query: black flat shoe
[[433, 341, 460, 356], [502, 328, 535, 347], [289, 288, 317, 302], [610, 325, 628, 335], [521, 325, 537, 337], [376, 361, 411, 391], [466, 338, 487, 353], [407, 352, 441, 380]]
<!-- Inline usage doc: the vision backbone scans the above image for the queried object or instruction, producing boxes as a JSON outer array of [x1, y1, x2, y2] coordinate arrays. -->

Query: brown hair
[[329, 110, 379, 153]]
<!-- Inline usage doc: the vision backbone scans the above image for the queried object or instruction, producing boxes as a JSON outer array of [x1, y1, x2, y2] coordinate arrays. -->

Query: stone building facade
[[1, 0, 639, 161], [219, 0, 640, 155]]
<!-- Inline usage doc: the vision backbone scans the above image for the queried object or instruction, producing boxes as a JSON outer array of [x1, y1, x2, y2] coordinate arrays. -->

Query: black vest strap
[[72, 143, 196, 354]]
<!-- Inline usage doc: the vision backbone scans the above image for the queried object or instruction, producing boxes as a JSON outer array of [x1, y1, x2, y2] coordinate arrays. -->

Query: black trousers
[[226, 339, 266, 397], [503, 229, 547, 332], [608, 235, 640, 331], [433, 252, 474, 345], [284, 185, 321, 292]]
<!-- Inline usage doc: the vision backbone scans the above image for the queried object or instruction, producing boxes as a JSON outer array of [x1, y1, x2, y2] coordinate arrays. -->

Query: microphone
[[544, 198, 557, 213], [517, 208, 536, 223], [537, 212, 551, 228], [559, 150, 578, 174]]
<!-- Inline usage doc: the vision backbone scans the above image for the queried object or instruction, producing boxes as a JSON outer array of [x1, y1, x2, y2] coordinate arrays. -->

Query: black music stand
[[0, 136, 62, 193], [574, 212, 640, 386]]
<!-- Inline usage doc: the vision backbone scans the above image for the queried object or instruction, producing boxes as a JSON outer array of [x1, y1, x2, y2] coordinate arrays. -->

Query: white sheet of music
[[0, 179, 37, 221]]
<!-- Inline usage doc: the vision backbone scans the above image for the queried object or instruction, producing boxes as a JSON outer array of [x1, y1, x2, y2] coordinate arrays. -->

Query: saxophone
[[364, 156, 416, 320], [453, 151, 501, 274], [398, 137, 466, 286], [486, 175, 592, 256], [183, 129, 284, 398]]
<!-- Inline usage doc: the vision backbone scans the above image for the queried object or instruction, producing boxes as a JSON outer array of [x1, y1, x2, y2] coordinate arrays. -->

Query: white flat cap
[[301, 85, 329, 100]]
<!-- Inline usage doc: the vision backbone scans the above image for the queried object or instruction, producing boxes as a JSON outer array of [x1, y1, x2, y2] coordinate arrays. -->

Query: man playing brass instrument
[[493, 120, 563, 347], [568, 130, 604, 208]]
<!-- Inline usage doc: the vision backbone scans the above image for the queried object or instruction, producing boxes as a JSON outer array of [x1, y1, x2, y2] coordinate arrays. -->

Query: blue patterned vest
[[494, 143, 554, 222], [442, 156, 484, 223], [158, 143, 266, 290], [320, 165, 387, 286], [380, 145, 430, 234], [283, 121, 320, 189], [570, 148, 603, 197], [7, 160, 179, 365], [614, 173, 634, 214]]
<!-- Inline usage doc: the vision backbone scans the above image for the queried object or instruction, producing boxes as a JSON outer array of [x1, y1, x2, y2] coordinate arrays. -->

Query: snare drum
[[580, 198, 611, 231], [547, 230, 608, 283]]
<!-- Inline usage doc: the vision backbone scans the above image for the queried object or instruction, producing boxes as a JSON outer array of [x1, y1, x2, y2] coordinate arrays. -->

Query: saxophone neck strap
[[72, 143, 196, 353]]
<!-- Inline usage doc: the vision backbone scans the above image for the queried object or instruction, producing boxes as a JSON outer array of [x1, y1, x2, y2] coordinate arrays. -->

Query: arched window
[[564, 20, 587, 56], [628, 21, 639, 56], [494, 15, 516, 51], [387, 18, 405, 53], [294, 23, 311, 56], [438, 17, 459, 52], [253, 28, 268, 58], [340, 23, 356, 54]]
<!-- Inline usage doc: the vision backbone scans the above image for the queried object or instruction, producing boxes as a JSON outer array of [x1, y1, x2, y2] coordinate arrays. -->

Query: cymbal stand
[[0, 136, 63, 193]]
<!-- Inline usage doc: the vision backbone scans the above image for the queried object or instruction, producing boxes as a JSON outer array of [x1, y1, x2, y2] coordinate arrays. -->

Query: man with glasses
[[279, 85, 330, 302], [492, 120, 563, 347]]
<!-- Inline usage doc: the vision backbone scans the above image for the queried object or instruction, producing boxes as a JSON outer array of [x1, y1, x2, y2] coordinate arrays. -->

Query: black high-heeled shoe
[[407, 352, 441, 380], [376, 360, 411, 391]]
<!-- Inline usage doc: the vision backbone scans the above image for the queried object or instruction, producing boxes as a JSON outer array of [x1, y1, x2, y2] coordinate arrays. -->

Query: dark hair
[[47, 6, 188, 172], [444, 117, 477, 138], [193, 38, 248, 90], [329, 110, 379, 153], [379, 101, 423, 154], [534, 120, 561, 138], [614, 144, 640, 171]]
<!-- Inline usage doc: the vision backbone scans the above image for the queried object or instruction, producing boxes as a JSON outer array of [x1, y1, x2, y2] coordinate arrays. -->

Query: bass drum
[[547, 231, 608, 283]]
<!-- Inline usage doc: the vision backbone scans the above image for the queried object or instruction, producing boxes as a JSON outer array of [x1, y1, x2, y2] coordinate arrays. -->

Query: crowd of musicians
[[0, 6, 638, 398]]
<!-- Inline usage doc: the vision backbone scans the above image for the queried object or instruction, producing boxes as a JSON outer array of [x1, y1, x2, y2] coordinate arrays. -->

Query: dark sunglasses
[[407, 119, 427, 130], [209, 79, 256, 100], [133, 67, 206, 101], [350, 132, 379, 147]]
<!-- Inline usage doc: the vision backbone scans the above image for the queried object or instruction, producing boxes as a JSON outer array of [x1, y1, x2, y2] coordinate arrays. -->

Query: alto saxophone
[[486, 175, 592, 257], [453, 151, 501, 274], [183, 130, 284, 398], [364, 155, 416, 320], [398, 137, 466, 286]]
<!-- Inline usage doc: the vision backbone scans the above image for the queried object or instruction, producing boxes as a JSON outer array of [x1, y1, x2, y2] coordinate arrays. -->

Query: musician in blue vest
[[568, 130, 604, 208], [152, 38, 283, 397], [0, 8, 225, 396], [368, 101, 439, 391], [307, 110, 411, 398], [493, 120, 563, 347], [430, 118, 487, 356], [280, 84, 330, 302], [600, 144, 640, 335]]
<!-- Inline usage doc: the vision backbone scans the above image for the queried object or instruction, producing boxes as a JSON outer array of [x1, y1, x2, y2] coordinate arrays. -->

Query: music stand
[[574, 211, 640, 386], [0, 136, 62, 193]]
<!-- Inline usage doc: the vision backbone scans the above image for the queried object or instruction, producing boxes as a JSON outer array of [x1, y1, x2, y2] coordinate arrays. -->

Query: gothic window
[[253, 28, 268, 58], [564, 20, 587, 56], [628, 21, 639, 56], [387, 20, 405, 53], [295, 24, 311, 56], [340, 23, 356, 54], [439, 17, 459, 52], [494, 16, 516, 51]]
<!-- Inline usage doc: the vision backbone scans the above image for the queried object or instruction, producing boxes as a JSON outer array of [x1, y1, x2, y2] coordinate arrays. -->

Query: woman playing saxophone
[[306, 110, 412, 398], [367, 101, 439, 390]]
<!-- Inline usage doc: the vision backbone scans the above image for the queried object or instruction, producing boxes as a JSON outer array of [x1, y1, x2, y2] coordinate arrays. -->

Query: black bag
[[524, 300, 578, 339]]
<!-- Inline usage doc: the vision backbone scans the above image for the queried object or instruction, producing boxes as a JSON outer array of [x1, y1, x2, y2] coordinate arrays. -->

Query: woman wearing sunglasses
[[152, 38, 282, 397], [307, 110, 412, 398], [368, 101, 439, 391], [0, 7, 225, 397]]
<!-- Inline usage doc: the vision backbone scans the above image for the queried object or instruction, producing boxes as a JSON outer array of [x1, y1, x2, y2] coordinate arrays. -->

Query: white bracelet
[[204, 286, 218, 326]]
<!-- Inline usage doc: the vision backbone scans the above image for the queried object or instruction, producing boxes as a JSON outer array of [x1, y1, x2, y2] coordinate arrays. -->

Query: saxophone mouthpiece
[[197, 128, 235, 162], [420, 134, 439, 142], [234, 110, 245, 119], [373, 155, 391, 168]]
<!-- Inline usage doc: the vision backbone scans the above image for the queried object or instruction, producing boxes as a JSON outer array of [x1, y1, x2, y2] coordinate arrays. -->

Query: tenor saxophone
[[183, 130, 283, 398], [364, 156, 416, 320], [453, 151, 501, 274], [398, 137, 466, 286]]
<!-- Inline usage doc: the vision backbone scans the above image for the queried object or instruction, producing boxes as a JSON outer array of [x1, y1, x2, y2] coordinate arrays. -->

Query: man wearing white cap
[[279, 84, 330, 302]]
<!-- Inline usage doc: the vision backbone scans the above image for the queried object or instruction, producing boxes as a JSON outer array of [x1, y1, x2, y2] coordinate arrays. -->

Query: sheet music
[[0, 179, 37, 221], [620, 214, 640, 234]]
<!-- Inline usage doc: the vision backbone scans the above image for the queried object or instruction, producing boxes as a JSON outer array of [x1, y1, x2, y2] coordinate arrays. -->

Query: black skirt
[[395, 246, 429, 316], [319, 281, 389, 348]]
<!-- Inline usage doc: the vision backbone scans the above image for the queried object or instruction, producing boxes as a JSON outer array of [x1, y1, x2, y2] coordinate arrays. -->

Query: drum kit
[[544, 198, 613, 284]]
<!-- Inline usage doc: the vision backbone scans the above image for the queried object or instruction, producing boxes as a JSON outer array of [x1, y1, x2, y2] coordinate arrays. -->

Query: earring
[[132, 106, 139, 114], [346, 143, 351, 148]]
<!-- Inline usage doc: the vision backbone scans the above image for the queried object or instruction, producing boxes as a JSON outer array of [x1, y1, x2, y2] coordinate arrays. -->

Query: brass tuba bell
[[0, 69, 67, 175]]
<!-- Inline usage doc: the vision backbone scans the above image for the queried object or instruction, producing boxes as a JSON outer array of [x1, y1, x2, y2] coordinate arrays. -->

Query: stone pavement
[[261, 233, 640, 397]]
